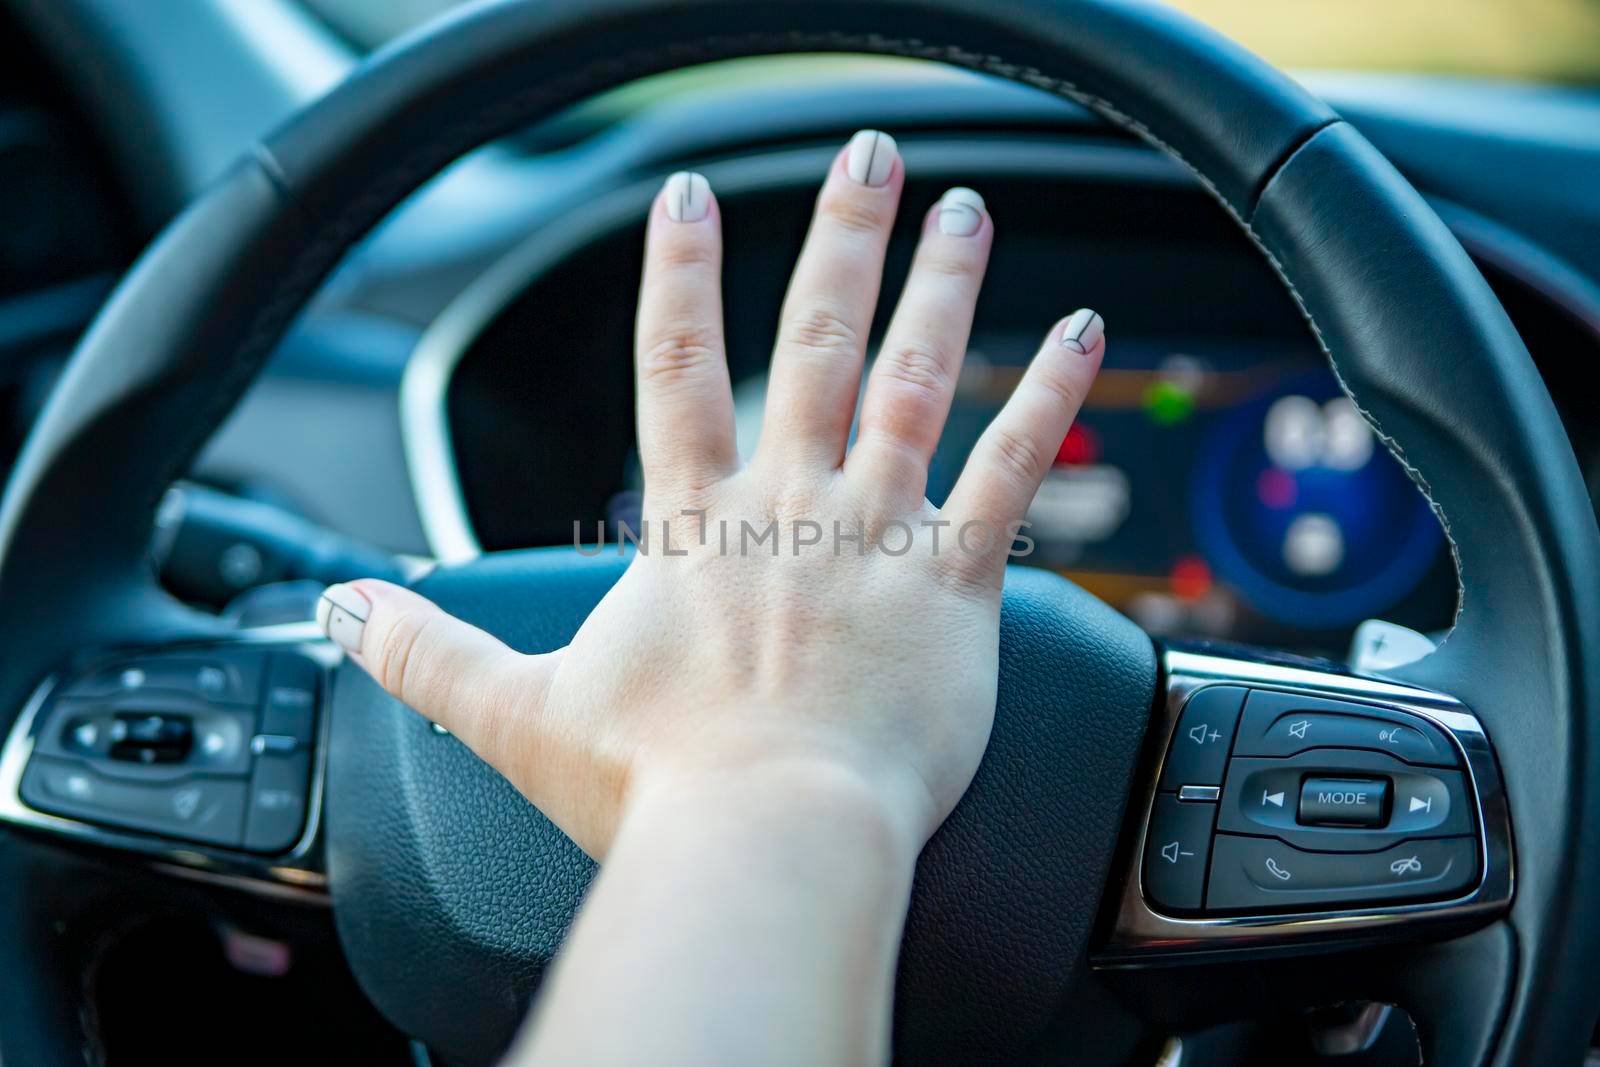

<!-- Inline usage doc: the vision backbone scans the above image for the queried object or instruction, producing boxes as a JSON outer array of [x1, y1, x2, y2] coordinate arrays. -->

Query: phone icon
[[1264, 858, 1293, 882]]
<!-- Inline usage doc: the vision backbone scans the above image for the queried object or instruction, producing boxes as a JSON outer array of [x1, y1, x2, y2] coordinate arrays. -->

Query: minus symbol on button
[[1160, 841, 1195, 864]]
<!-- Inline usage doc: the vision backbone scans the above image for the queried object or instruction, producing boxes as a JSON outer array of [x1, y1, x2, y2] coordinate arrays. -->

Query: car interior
[[0, 0, 1597, 1064]]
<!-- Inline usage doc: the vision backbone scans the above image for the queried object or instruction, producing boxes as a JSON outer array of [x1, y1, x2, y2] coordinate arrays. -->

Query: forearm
[[508, 760, 921, 1067]]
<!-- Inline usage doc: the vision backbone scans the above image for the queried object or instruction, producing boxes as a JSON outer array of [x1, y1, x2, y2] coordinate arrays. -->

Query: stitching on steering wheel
[[238, 26, 1466, 630], [1240, 139, 1466, 640]]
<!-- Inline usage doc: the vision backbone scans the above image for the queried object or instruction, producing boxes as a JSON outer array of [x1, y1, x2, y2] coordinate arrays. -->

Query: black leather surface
[[896, 566, 1154, 1065], [1252, 123, 1600, 1066], [326, 552, 615, 1062], [0, 0, 1595, 1064], [328, 553, 1155, 1064]]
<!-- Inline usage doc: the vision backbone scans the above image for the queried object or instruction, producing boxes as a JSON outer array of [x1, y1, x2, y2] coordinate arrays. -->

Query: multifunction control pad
[[18, 648, 319, 854], [1143, 686, 1480, 914]]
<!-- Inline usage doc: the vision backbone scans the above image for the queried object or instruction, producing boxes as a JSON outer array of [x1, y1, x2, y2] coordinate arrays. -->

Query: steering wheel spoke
[[0, 625, 333, 903], [1098, 648, 1512, 964], [1083, 646, 1525, 1064]]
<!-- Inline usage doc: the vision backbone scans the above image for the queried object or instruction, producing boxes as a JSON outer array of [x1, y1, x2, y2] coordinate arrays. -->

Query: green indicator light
[[1143, 381, 1194, 425]]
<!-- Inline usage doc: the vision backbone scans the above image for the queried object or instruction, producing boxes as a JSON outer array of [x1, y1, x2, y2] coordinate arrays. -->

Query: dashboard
[[422, 141, 1460, 653]]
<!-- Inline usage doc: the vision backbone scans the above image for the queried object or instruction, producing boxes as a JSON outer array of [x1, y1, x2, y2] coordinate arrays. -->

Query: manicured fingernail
[[1061, 308, 1104, 354], [318, 583, 370, 654], [936, 187, 985, 236], [845, 130, 897, 187], [663, 171, 710, 222]]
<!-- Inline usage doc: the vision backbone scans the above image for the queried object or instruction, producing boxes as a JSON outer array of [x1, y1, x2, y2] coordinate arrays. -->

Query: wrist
[[622, 750, 928, 878], [531, 743, 923, 1067]]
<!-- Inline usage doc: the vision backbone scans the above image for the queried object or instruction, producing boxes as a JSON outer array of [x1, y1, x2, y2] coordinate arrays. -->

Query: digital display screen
[[929, 334, 1453, 649]]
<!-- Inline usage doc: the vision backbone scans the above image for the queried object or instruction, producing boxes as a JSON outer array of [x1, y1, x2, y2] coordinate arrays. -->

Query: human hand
[[318, 129, 1104, 862]]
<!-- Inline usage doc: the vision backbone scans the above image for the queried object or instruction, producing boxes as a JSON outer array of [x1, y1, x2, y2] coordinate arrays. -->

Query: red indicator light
[[1054, 424, 1100, 466], [1170, 555, 1212, 601]]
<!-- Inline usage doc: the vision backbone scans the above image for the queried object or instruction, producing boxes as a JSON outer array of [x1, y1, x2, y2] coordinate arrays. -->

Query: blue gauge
[[1191, 375, 1442, 629]]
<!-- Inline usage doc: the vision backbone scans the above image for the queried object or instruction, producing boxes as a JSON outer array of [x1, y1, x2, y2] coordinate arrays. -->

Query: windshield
[[304, 0, 1600, 83]]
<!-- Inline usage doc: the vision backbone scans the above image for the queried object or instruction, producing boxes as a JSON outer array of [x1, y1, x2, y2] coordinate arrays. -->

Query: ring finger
[[848, 187, 992, 505]]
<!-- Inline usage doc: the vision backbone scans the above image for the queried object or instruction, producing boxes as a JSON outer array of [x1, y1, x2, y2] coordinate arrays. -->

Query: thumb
[[318, 579, 557, 773]]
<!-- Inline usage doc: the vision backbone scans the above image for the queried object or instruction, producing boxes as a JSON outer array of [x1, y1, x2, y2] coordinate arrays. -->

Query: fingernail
[[1061, 308, 1104, 354], [663, 171, 710, 222], [845, 130, 898, 187], [936, 187, 985, 236], [318, 583, 370, 654]]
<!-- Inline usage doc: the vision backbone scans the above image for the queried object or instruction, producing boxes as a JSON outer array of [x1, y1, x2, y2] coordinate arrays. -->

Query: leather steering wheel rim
[[2, 1, 1597, 1063]]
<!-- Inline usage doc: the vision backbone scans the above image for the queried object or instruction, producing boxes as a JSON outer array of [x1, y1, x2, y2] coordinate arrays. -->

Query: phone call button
[[1206, 833, 1477, 911]]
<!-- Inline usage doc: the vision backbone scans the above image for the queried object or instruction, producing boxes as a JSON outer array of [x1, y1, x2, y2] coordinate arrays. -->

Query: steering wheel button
[[259, 654, 318, 744], [1234, 690, 1458, 766], [60, 714, 113, 757], [1206, 833, 1478, 912], [20, 755, 246, 848], [1142, 795, 1217, 912], [1219, 752, 1470, 850], [1298, 776, 1388, 826], [244, 750, 311, 853], [62, 653, 266, 708], [1385, 773, 1453, 835], [108, 711, 192, 764], [1158, 686, 1246, 789]]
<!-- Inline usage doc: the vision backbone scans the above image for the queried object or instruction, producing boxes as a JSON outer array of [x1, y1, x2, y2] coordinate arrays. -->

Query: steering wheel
[[2, 0, 1597, 1063]]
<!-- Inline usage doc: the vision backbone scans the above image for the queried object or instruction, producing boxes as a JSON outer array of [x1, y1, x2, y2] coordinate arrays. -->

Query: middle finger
[[757, 129, 902, 470]]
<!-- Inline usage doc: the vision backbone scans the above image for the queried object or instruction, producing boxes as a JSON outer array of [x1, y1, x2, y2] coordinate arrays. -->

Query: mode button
[[1299, 776, 1388, 827]]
